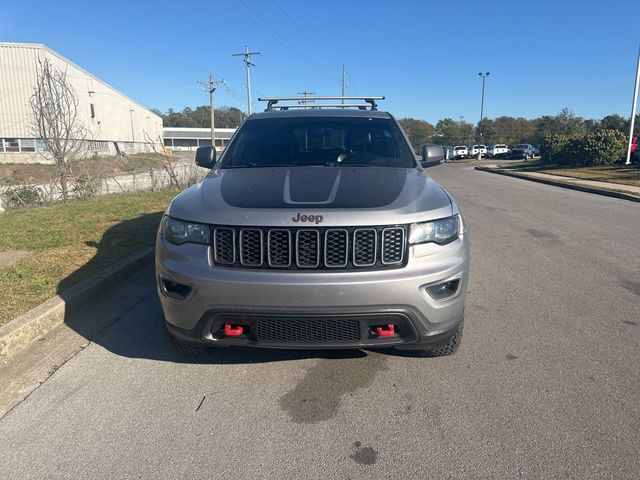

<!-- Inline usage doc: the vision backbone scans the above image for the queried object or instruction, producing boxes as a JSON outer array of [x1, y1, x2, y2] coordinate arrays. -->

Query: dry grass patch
[[0, 153, 173, 186], [536, 165, 640, 188]]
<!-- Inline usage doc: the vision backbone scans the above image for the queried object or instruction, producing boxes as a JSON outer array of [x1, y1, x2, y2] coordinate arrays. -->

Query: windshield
[[221, 116, 415, 168]]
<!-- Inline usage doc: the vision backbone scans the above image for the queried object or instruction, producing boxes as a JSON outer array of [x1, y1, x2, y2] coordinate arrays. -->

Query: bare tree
[[29, 58, 92, 201]]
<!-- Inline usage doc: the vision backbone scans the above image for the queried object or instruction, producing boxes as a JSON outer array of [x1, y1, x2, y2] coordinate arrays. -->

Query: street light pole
[[478, 72, 490, 141], [625, 44, 640, 165]]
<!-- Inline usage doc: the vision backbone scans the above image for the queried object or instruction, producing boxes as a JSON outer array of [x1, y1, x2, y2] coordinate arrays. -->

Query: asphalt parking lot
[[1, 163, 639, 479]]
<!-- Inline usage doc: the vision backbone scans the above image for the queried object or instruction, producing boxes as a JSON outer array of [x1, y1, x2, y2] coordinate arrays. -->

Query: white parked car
[[452, 146, 468, 159], [487, 144, 509, 158], [468, 145, 486, 157]]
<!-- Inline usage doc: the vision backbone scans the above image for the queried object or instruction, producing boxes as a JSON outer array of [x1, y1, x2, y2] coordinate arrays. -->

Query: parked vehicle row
[[448, 143, 539, 160]]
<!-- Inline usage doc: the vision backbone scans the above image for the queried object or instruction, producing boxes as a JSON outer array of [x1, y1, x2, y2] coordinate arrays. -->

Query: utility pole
[[341, 64, 346, 106], [478, 72, 490, 141], [297, 91, 316, 106], [233, 46, 261, 115], [197, 75, 225, 148], [625, 44, 640, 165]]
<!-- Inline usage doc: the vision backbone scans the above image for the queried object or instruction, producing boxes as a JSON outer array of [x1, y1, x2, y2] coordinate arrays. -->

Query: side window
[[5, 139, 19, 152], [19, 139, 36, 152]]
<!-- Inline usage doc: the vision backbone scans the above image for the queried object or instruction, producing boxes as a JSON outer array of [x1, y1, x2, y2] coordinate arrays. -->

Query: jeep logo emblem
[[292, 213, 323, 224]]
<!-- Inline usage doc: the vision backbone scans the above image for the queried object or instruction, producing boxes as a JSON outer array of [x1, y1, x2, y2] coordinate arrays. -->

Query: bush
[[541, 129, 626, 166], [72, 175, 101, 199], [540, 134, 569, 162], [1, 185, 42, 208], [581, 129, 627, 166]]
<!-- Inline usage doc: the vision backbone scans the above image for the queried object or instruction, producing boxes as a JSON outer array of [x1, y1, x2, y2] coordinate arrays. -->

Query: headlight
[[409, 215, 460, 245], [161, 216, 210, 245]]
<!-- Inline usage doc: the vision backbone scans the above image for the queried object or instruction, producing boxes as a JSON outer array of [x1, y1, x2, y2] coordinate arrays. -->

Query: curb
[[0, 248, 154, 360], [475, 166, 640, 204]]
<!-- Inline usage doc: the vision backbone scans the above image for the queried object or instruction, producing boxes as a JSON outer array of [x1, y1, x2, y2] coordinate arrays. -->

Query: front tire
[[163, 318, 208, 355], [416, 323, 464, 357]]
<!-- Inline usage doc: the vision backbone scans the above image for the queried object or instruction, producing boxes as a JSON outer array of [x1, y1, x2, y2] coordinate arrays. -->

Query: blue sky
[[5, 0, 640, 124]]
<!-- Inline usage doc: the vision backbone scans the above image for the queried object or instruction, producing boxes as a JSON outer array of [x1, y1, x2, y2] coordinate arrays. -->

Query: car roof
[[248, 108, 393, 120]]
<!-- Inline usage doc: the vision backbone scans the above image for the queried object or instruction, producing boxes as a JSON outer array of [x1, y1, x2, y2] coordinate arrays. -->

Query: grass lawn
[[0, 189, 178, 326], [498, 160, 640, 188]]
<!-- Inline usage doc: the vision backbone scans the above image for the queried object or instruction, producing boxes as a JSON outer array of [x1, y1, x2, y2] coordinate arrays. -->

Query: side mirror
[[195, 145, 217, 169], [420, 144, 444, 167]]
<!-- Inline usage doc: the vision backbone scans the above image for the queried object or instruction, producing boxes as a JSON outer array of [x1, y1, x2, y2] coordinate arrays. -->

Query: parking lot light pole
[[625, 44, 640, 165], [478, 72, 490, 142]]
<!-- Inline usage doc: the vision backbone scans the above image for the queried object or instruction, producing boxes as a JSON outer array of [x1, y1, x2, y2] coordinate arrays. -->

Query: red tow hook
[[376, 324, 396, 337], [223, 324, 244, 336]]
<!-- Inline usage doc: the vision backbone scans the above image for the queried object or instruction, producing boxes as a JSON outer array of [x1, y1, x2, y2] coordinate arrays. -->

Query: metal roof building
[[0, 42, 162, 163], [163, 127, 236, 151]]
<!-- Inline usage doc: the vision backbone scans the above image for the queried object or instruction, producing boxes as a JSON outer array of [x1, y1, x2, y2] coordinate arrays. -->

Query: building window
[[199, 139, 212, 147], [88, 140, 109, 152], [5, 139, 19, 152], [90, 103, 95, 118], [0, 139, 4, 153], [19, 139, 36, 152], [36, 139, 47, 152], [173, 139, 197, 147], [163, 138, 173, 147]]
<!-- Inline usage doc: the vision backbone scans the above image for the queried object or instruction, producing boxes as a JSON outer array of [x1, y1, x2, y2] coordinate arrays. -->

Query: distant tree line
[[152, 106, 246, 128], [155, 106, 639, 153], [399, 109, 640, 151]]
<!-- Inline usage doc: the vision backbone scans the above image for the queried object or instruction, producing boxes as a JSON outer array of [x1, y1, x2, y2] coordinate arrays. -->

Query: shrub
[[540, 134, 569, 162], [72, 175, 101, 199], [580, 129, 627, 166], [541, 129, 626, 166], [1, 185, 42, 208], [563, 137, 586, 166]]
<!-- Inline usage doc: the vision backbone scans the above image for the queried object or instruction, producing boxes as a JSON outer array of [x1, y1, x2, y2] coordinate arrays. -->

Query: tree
[[397, 118, 436, 150], [29, 58, 91, 201], [556, 108, 587, 136], [598, 114, 628, 133], [158, 106, 246, 128]]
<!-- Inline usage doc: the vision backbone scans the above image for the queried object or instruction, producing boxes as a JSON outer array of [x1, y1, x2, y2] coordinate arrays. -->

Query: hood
[[168, 167, 453, 227]]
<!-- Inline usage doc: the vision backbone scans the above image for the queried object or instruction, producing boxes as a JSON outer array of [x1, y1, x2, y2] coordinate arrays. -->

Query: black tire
[[416, 323, 464, 357], [163, 318, 208, 355]]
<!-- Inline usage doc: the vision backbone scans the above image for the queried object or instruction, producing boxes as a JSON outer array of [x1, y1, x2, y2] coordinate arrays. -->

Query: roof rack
[[257, 96, 385, 111]]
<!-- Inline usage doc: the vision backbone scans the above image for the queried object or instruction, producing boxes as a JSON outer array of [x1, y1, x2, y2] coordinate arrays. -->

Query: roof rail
[[257, 96, 385, 111]]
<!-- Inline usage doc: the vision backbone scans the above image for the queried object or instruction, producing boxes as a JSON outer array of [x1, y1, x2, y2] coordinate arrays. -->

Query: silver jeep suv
[[156, 97, 469, 356]]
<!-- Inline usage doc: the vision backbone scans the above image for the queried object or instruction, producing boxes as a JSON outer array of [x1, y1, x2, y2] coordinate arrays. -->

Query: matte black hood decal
[[221, 167, 407, 209]]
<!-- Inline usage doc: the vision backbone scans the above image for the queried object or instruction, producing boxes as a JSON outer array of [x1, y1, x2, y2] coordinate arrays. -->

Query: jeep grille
[[212, 226, 406, 270]]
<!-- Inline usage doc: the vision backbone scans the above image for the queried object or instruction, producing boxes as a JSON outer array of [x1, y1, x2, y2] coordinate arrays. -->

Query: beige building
[[0, 42, 162, 163]]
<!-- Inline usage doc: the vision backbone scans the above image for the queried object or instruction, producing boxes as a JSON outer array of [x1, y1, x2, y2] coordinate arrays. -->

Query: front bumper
[[156, 233, 469, 349]]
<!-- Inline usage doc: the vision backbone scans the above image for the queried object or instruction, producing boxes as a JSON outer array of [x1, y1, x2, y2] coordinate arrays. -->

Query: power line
[[346, 71, 359, 96], [226, 0, 334, 82], [151, 0, 305, 93], [15, 0, 211, 76], [269, 0, 339, 69]]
